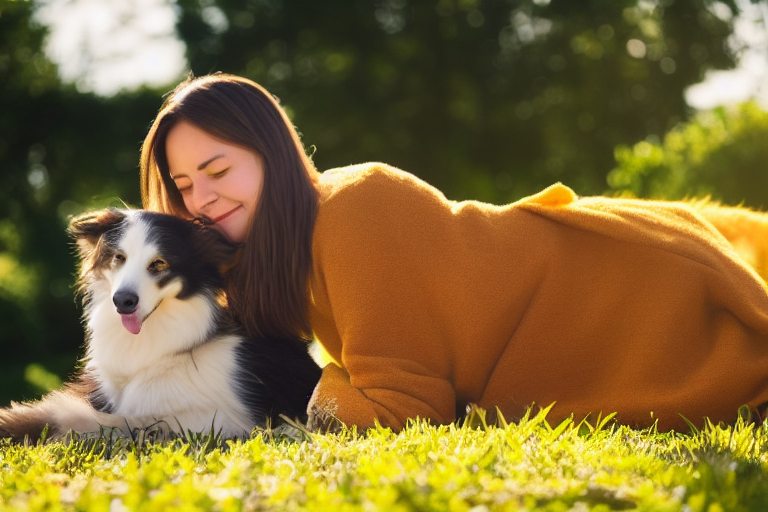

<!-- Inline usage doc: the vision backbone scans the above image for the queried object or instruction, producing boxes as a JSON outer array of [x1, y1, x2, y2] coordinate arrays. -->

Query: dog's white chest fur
[[89, 333, 252, 437]]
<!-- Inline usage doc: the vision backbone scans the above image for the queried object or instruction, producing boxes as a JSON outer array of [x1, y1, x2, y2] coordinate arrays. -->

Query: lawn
[[2, 407, 768, 511]]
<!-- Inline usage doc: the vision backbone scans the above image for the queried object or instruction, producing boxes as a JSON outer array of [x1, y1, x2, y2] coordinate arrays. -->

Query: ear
[[191, 225, 242, 274], [67, 208, 126, 257]]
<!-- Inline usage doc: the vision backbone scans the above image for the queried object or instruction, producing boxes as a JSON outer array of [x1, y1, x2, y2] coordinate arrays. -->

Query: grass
[[2, 407, 768, 511]]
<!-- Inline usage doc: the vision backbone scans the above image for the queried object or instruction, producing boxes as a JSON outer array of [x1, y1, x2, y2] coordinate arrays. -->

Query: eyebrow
[[197, 154, 225, 170], [171, 154, 226, 180]]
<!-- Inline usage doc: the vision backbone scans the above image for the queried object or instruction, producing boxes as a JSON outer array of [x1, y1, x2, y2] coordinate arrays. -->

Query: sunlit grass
[[2, 407, 768, 511]]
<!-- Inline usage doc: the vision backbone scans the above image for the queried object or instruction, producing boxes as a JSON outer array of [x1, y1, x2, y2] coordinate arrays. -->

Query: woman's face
[[165, 120, 265, 243]]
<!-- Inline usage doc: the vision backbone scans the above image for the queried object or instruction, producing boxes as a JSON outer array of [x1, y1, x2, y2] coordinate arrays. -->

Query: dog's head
[[68, 208, 238, 335]]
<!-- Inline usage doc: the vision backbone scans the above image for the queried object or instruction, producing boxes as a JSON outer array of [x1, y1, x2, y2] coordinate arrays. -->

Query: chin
[[216, 212, 249, 243], [218, 227, 247, 244]]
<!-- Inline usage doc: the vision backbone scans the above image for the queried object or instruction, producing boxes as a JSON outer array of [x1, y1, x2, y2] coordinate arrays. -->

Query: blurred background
[[1, 0, 767, 405]]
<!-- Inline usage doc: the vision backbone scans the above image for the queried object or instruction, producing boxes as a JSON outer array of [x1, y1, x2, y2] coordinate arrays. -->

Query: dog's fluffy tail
[[695, 202, 768, 284], [0, 390, 102, 444]]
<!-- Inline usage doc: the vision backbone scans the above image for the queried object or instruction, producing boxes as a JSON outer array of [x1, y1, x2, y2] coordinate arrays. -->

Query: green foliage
[[607, 102, 768, 209], [0, 0, 755, 405], [4, 411, 768, 511], [0, 1, 168, 398], [0, 220, 41, 349], [178, 0, 738, 201], [23, 363, 62, 394]]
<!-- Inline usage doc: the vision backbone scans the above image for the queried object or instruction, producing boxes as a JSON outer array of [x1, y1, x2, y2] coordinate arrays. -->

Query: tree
[[175, 0, 742, 202], [0, 0, 161, 402]]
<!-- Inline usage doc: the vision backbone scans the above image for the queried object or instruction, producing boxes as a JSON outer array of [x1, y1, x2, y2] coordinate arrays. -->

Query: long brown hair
[[140, 73, 319, 341]]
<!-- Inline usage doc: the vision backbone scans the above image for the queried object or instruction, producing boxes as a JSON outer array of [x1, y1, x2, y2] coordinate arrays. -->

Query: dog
[[0, 208, 321, 443]]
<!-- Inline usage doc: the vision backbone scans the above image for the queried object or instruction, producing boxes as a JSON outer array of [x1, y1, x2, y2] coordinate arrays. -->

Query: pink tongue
[[120, 312, 142, 334]]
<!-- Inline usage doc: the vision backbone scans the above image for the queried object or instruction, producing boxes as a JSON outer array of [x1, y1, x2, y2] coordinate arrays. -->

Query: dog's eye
[[113, 253, 126, 264], [148, 259, 169, 273]]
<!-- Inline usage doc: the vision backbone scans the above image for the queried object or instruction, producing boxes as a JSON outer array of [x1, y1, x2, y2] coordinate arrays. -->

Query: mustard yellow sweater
[[307, 163, 768, 431]]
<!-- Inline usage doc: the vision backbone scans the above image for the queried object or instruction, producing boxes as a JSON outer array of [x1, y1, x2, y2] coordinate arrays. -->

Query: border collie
[[0, 208, 321, 442]]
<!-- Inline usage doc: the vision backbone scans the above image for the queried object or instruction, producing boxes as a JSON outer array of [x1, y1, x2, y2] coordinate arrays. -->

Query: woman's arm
[[307, 360, 456, 431], [308, 164, 465, 431]]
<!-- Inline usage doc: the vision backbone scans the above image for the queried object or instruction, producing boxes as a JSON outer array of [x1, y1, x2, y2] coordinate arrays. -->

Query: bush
[[607, 102, 768, 210]]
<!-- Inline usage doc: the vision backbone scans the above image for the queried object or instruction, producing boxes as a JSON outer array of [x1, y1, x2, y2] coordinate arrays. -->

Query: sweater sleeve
[[307, 164, 462, 430], [308, 361, 457, 431]]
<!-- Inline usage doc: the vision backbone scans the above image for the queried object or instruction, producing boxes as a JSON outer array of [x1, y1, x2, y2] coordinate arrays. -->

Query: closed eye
[[172, 177, 192, 194], [211, 168, 229, 178]]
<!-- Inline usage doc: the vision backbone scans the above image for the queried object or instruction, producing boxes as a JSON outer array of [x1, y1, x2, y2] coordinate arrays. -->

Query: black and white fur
[[0, 208, 321, 442]]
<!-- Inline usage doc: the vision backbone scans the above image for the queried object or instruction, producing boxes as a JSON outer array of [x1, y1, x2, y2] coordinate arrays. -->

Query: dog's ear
[[67, 208, 126, 257], [191, 225, 241, 274]]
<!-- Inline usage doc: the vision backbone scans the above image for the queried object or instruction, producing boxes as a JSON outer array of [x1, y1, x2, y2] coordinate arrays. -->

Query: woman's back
[[307, 162, 768, 431]]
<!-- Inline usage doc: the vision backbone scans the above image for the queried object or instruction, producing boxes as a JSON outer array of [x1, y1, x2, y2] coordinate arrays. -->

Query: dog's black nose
[[113, 290, 139, 314]]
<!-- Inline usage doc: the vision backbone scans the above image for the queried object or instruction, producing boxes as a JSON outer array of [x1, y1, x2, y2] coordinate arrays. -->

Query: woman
[[141, 73, 768, 432]]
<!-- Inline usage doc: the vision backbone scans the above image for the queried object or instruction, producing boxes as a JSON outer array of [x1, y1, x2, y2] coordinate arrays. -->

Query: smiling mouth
[[212, 207, 240, 224]]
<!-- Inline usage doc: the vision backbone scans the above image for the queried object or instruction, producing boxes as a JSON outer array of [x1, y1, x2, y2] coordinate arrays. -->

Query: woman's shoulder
[[317, 162, 445, 206]]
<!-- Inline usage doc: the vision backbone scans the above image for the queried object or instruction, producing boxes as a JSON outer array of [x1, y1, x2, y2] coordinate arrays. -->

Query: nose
[[190, 179, 218, 214], [113, 290, 139, 314]]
